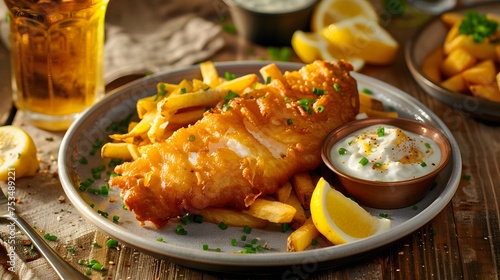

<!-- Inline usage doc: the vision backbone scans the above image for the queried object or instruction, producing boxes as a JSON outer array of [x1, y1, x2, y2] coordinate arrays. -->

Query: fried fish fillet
[[111, 60, 359, 228]]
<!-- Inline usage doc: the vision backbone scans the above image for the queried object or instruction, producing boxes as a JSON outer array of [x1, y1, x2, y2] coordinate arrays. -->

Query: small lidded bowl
[[223, 0, 317, 46], [321, 118, 452, 209]]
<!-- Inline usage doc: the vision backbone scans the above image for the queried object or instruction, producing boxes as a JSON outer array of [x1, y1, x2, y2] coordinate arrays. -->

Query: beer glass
[[3, 0, 109, 131]]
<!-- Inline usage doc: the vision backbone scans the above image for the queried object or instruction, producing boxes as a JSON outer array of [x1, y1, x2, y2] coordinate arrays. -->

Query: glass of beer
[[3, 0, 110, 131]]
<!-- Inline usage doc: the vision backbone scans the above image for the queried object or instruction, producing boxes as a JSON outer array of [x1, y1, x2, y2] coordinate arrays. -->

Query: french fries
[[196, 207, 269, 229], [101, 61, 399, 252], [286, 217, 320, 252], [242, 198, 296, 224], [422, 11, 500, 102]]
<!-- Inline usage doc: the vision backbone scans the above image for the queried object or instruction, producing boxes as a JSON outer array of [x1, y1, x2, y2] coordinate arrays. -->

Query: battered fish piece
[[111, 60, 359, 228]]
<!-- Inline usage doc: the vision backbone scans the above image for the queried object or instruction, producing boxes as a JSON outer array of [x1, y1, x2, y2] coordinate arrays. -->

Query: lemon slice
[[0, 126, 39, 181], [321, 16, 399, 65], [310, 177, 390, 245], [291, 30, 365, 71], [311, 0, 379, 32]]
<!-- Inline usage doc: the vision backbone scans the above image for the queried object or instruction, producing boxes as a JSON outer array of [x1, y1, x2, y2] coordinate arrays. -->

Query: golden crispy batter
[[111, 60, 359, 228]]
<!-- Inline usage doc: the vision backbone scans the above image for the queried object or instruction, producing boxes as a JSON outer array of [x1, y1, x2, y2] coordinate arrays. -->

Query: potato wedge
[[470, 83, 500, 102], [421, 47, 444, 83], [441, 74, 467, 93], [462, 60, 496, 85], [441, 48, 477, 77]]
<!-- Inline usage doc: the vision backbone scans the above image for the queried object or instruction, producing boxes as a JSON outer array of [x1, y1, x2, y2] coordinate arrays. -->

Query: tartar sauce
[[331, 124, 441, 182], [232, 0, 316, 13]]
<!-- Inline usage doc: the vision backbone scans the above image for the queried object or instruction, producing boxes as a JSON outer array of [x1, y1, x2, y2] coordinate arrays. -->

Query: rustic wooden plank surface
[[1, 1, 499, 279]]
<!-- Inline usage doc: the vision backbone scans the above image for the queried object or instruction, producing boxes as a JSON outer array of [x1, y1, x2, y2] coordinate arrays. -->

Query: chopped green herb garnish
[[317, 106, 325, 113], [79, 157, 88, 164], [203, 244, 209, 250], [193, 214, 204, 223], [281, 223, 290, 232], [373, 162, 382, 168], [311, 239, 317, 246], [241, 235, 247, 241], [421, 162, 427, 167], [267, 46, 291, 61], [93, 242, 100, 247], [225, 71, 236, 81], [188, 135, 195, 142], [411, 205, 418, 210], [459, 10, 498, 43], [112, 215, 119, 223], [377, 127, 385, 137], [180, 88, 187, 94], [231, 238, 237, 246], [43, 233, 57, 241], [176, 225, 187, 235], [312, 87, 325, 96], [266, 76, 272, 84], [218, 221, 228, 230], [243, 225, 252, 234], [222, 23, 237, 34], [424, 143, 431, 149], [338, 147, 347, 156], [359, 157, 369, 166], [106, 239, 119, 248], [333, 83, 341, 91], [157, 237, 164, 242], [68, 248, 75, 253], [287, 119, 293, 125], [462, 174, 472, 180], [361, 88, 373, 94], [379, 213, 389, 219], [122, 204, 128, 211]]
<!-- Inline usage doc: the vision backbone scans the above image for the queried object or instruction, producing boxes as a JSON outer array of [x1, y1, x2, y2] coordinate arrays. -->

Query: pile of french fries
[[421, 11, 500, 102], [101, 61, 396, 252]]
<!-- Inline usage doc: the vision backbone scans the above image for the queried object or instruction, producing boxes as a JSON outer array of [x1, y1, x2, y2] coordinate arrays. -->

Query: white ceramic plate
[[58, 61, 462, 273], [405, 2, 500, 122]]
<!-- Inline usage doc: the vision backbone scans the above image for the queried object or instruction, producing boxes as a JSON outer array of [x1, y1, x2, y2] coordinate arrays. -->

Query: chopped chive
[[180, 88, 187, 94], [362, 88, 373, 94], [181, 213, 193, 225], [251, 238, 258, 244], [193, 214, 204, 223], [421, 162, 427, 167], [68, 248, 75, 253], [106, 239, 118, 248], [377, 127, 385, 137], [231, 238, 237, 246], [203, 244, 209, 250], [287, 119, 293, 125], [43, 233, 57, 241], [79, 157, 88, 164], [93, 242, 100, 247], [311, 239, 318, 246], [216, 248, 221, 252], [112, 215, 119, 223], [176, 225, 187, 235], [411, 205, 418, 210], [122, 204, 128, 211], [425, 143, 431, 149], [157, 237, 164, 242], [359, 157, 369, 166], [373, 162, 382, 168], [462, 174, 471, 180], [218, 221, 228, 230], [241, 235, 247, 241], [312, 87, 325, 96], [333, 83, 341, 91], [317, 105, 325, 113], [281, 223, 290, 232], [243, 225, 252, 234], [92, 262, 104, 271], [338, 147, 347, 156], [188, 135, 195, 141], [225, 71, 236, 81]]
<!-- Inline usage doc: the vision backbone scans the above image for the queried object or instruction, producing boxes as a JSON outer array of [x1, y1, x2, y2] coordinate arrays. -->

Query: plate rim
[[58, 60, 462, 271], [404, 2, 500, 121]]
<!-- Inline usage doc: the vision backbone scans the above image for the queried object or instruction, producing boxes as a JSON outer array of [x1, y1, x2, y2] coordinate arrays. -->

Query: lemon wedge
[[0, 126, 39, 181], [291, 30, 365, 71], [321, 16, 399, 65], [311, 0, 379, 32], [310, 177, 390, 245]]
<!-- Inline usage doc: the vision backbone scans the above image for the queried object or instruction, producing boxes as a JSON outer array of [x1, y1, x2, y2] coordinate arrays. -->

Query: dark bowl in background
[[223, 0, 317, 46]]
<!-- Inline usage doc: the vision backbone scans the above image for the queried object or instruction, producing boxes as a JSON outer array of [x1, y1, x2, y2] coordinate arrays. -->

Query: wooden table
[[1, 2, 499, 279]]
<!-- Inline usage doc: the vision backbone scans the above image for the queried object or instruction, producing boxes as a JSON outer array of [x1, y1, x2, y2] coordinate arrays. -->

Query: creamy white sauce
[[330, 124, 441, 182], [232, 0, 316, 13]]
